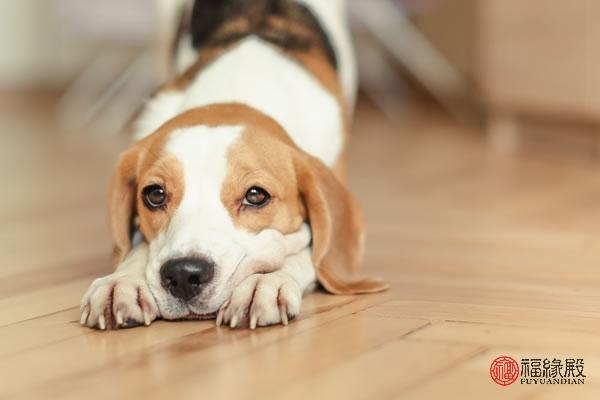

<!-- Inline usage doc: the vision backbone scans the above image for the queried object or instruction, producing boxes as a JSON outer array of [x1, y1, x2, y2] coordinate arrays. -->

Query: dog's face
[[109, 104, 367, 319]]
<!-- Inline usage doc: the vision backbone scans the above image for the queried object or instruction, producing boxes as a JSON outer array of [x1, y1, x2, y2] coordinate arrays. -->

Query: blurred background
[[3, 0, 600, 155]]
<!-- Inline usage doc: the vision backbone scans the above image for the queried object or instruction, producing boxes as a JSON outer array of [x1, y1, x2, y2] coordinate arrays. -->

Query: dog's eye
[[243, 186, 270, 207], [142, 184, 167, 209]]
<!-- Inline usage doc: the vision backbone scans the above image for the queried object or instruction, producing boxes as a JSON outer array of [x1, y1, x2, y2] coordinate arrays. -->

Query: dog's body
[[80, 0, 386, 330]]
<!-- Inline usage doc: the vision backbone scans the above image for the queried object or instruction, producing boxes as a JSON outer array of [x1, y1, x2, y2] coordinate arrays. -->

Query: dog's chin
[[152, 292, 223, 320], [179, 311, 217, 321], [158, 303, 218, 320]]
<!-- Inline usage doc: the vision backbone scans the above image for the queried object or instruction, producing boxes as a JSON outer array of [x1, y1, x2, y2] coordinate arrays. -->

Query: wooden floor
[[1, 98, 600, 399]]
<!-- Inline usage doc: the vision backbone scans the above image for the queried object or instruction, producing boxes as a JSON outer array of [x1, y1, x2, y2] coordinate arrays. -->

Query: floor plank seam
[[0, 306, 79, 328], [441, 318, 600, 333], [403, 336, 585, 353]]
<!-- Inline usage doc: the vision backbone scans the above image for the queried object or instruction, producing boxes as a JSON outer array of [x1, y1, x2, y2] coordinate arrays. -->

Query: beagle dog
[[80, 0, 387, 330]]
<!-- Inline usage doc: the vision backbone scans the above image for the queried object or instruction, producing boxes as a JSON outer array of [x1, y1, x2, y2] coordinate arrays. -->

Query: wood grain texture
[[1, 100, 599, 399]]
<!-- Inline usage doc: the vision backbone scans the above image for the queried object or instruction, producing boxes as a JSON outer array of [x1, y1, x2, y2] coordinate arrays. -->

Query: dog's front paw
[[80, 274, 159, 330], [216, 271, 302, 329]]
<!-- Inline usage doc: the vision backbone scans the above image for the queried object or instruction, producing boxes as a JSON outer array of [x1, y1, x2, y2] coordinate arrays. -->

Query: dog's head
[[109, 103, 381, 319]]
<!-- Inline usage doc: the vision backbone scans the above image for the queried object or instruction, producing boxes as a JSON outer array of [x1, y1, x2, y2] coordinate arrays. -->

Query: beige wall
[[479, 0, 600, 121], [0, 0, 155, 89], [413, 0, 477, 86]]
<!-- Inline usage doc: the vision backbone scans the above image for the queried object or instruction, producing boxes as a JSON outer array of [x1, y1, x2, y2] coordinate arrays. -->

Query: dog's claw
[[250, 314, 258, 330], [116, 310, 124, 326], [80, 308, 89, 325], [143, 310, 151, 326], [98, 315, 106, 330], [279, 305, 288, 326], [230, 315, 238, 329], [216, 308, 224, 327]]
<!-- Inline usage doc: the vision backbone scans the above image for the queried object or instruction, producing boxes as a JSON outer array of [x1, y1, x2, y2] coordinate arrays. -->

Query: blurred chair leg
[[353, 28, 415, 124], [58, 48, 135, 134], [93, 51, 160, 136], [350, 0, 470, 121], [58, 0, 186, 136], [58, 49, 152, 136]]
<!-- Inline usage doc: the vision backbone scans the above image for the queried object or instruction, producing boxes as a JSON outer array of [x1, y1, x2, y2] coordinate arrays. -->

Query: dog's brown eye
[[142, 184, 166, 209], [243, 186, 270, 207]]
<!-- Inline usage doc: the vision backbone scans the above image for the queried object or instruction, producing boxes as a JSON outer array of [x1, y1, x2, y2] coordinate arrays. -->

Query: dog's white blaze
[[164, 125, 243, 257]]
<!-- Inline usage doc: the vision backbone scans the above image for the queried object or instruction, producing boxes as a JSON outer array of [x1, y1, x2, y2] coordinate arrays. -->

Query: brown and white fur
[[80, 0, 387, 331]]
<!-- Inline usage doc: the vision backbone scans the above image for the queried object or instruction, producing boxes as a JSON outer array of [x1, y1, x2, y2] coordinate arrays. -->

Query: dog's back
[[172, 0, 357, 109]]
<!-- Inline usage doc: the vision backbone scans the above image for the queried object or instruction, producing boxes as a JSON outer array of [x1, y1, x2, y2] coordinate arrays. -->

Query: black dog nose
[[160, 257, 215, 301]]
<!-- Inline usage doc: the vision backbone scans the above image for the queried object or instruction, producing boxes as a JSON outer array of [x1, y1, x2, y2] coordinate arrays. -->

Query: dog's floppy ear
[[108, 144, 144, 268], [295, 153, 389, 294]]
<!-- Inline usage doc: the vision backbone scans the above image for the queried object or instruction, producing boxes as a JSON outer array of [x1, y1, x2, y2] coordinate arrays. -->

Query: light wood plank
[[266, 339, 484, 400]]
